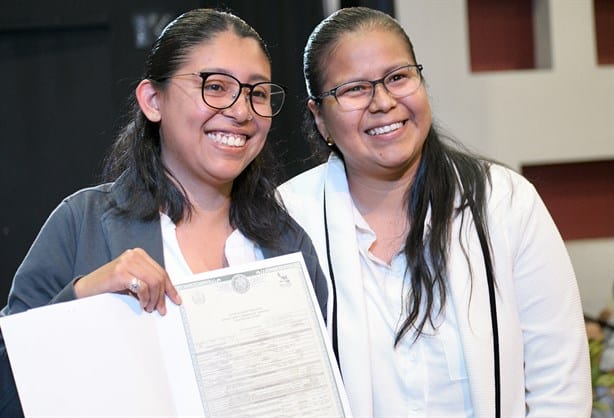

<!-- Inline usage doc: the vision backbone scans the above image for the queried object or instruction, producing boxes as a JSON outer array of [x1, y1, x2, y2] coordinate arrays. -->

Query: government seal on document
[[231, 274, 250, 294]]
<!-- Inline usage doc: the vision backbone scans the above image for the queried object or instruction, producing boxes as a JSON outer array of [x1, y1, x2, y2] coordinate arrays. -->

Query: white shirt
[[277, 157, 591, 417], [354, 205, 473, 417], [159, 213, 263, 284]]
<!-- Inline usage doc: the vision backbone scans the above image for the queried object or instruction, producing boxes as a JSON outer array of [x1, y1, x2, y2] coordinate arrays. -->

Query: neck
[[170, 178, 234, 274], [174, 197, 233, 274], [345, 165, 416, 264], [346, 166, 415, 217]]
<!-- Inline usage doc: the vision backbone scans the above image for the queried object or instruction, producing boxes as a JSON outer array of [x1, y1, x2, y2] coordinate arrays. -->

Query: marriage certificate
[[0, 252, 350, 417]]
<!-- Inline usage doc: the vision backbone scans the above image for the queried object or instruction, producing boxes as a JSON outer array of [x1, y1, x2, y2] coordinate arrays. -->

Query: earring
[[326, 136, 335, 147]]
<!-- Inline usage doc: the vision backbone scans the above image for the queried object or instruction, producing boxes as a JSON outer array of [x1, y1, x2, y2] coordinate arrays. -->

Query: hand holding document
[[0, 252, 350, 417]]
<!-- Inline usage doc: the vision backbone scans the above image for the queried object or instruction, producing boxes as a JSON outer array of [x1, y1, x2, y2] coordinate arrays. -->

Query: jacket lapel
[[100, 179, 165, 266], [100, 210, 164, 265], [325, 156, 496, 416], [325, 157, 374, 417]]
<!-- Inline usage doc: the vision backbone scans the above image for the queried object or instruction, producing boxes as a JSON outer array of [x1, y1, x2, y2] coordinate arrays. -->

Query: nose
[[368, 81, 396, 112], [224, 87, 253, 121]]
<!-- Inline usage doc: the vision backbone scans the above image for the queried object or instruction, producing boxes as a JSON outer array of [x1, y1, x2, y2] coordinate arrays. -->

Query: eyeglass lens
[[201, 73, 285, 117], [334, 65, 422, 111]]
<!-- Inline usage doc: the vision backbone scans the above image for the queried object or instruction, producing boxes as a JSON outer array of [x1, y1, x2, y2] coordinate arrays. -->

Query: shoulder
[[60, 172, 140, 215], [274, 216, 312, 249], [277, 163, 331, 225], [488, 163, 531, 189], [57, 183, 117, 219], [486, 163, 539, 210], [278, 163, 328, 196], [47, 178, 146, 232], [277, 163, 328, 216], [63, 183, 114, 205], [483, 163, 552, 237]]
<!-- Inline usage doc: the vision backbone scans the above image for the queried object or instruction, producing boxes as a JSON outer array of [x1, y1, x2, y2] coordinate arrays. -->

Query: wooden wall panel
[[594, 0, 614, 65], [467, 0, 535, 72], [522, 160, 614, 240]]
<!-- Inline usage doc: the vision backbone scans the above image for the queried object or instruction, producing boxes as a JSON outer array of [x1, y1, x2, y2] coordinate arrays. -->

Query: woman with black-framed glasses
[[279, 6, 591, 418], [153, 71, 286, 118], [0, 9, 328, 417]]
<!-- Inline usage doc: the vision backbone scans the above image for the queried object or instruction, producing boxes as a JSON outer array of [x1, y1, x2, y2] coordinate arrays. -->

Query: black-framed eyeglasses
[[312, 64, 424, 111], [160, 72, 286, 118]]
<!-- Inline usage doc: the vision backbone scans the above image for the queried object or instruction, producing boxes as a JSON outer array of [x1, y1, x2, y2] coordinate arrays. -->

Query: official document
[[0, 252, 350, 417]]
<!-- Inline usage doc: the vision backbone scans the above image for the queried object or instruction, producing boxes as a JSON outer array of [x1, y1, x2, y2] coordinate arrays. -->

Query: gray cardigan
[[0, 177, 328, 416]]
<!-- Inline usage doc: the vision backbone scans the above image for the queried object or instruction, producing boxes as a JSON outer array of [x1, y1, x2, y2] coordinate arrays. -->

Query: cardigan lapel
[[100, 179, 165, 266], [325, 157, 374, 417], [100, 210, 164, 266]]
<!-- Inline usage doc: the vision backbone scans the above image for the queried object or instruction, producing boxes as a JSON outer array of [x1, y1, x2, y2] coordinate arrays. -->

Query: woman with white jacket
[[278, 7, 591, 418]]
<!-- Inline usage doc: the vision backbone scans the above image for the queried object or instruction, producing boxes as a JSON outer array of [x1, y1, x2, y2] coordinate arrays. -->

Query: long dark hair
[[303, 7, 495, 344], [103, 8, 292, 249]]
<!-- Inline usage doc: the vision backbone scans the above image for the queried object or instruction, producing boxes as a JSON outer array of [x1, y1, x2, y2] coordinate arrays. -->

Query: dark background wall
[[0, 1, 393, 306]]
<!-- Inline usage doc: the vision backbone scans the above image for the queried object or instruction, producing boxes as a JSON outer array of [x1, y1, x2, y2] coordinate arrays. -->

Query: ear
[[135, 79, 161, 122], [307, 99, 329, 139]]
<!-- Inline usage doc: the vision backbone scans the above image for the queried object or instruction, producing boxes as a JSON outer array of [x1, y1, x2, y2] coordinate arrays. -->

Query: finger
[[134, 248, 169, 280], [132, 249, 180, 314], [142, 279, 158, 313], [127, 276, 142, 294], [165, 278, 182, 306], [154, 278, 167, 316], [126, 249, 165, 313], [142, 270, 166, 314], [126, 276, 150, 311], [151, 279, 181, 316]]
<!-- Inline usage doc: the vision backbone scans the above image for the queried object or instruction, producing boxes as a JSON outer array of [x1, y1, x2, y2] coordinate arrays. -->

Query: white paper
[[176, 253, 346, 417], [0, 293, 179, 417], [0, 252, 350, 417]]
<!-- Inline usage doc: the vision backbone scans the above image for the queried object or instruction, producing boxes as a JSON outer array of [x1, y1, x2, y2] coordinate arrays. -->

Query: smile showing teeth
[[366, 122, 403, 136], [208, 132, 247, 147]]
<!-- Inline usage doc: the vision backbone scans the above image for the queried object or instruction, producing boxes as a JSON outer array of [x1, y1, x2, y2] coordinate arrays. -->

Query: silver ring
[[128, 277, 141, 293]]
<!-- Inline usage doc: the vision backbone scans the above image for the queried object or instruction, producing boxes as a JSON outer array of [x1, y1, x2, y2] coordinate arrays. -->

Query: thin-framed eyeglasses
[[312, 64, 424, 111], [158, 72, 286, 118]]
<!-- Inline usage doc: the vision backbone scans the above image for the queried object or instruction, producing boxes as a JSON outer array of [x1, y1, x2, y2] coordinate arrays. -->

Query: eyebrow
[[332, 62, 414, 85], [196, 68, 272, 83]]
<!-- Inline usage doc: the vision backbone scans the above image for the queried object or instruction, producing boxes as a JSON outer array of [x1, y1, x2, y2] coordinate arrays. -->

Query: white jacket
[[278, 154, 591, 418]]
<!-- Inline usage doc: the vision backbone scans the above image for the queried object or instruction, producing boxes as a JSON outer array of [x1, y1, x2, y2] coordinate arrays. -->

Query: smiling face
[[138, 30, 272, 195], [309, 28, 432, 182]]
